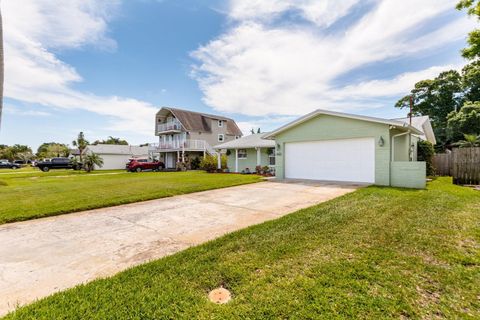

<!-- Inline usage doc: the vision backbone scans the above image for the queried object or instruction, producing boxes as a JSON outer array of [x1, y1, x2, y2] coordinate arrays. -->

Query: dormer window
[[218, 120, 224, 127]]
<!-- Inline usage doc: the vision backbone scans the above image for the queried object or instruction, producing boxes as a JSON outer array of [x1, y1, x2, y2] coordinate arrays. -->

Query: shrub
[[190, 157, 201, 170], [83, 153, 104, 173], [176, 162, 187, 171], [200, 154, 227, 172], [417, 140, 435, 176]]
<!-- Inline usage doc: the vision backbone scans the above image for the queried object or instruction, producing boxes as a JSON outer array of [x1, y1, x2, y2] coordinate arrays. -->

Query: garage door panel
[[284, 137, 375, 183]]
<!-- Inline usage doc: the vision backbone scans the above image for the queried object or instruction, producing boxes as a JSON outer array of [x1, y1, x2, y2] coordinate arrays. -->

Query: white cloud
[[4, 105, 51, 117], [227, 0, 362, 27], [337, 64, 462, 98], [3, 0, 157, 136], [192, 0, 475, 117]]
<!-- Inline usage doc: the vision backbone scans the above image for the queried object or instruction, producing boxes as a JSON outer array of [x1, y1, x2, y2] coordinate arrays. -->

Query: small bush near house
[[200, 154, 227, 172], [83, 153, 104, 173], [417, 140, 435, 176], [176, 161, 187, 171], [190, 156, 201, 170]]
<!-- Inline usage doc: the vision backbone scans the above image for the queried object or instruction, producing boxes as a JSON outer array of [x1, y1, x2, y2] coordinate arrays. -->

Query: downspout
[[390, 130, 410, 186]]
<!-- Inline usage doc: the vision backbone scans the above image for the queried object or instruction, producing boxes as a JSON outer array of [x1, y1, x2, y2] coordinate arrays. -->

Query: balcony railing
[[156, 120, 182, 133], [149, 139, 207, 151]]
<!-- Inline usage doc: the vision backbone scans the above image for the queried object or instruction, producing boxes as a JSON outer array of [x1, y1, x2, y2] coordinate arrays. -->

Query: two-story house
[[149, 107, 243, 169]]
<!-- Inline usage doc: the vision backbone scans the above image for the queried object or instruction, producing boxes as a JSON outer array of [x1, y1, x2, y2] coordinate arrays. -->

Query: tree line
[[0, 134, 130, 162], [396, 1, 480, 150]]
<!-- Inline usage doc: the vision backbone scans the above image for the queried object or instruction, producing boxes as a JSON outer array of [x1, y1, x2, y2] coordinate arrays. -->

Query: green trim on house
[[391, 161, 426, 189]]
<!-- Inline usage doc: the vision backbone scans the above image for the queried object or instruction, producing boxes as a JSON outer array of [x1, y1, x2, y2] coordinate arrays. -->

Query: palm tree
[[0, 7, 4, 130], [454, 133, 480, 148], [107, 136, 121, 144], [72, 132, 89, 161], [83, 153, 104, 172]]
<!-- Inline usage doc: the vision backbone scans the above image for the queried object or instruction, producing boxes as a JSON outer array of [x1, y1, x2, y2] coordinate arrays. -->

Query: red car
[[126, 159, 165, 172]]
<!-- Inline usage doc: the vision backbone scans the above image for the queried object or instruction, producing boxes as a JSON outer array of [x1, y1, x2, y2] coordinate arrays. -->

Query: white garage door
[[284, 137, 375, 183], [96, 155, 131, 170]]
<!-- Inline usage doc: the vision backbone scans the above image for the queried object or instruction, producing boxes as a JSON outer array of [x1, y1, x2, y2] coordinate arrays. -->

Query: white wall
[[94, 154, 135, 170]]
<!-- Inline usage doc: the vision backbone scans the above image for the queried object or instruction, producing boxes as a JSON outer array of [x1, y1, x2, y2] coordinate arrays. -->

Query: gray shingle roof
[[392, 116, 436, 144], [264, 109, 424, 139], [214, 133, 275, 149], [85, 145, 149, 156], [157, 107, 243, 136]]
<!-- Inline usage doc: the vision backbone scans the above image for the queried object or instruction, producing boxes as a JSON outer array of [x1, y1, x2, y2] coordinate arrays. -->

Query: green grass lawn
[[4, 177, 479, 319], [0, 169, 261, 224]]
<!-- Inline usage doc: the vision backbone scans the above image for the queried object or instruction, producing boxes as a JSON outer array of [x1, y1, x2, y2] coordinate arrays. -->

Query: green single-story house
[[262, 109, 436, 189], [214, 133, 276, 173]]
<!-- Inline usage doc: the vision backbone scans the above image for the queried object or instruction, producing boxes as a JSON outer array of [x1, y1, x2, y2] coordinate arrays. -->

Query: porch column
[[408, 132, 412, 161], [217, 151, 222, 169], [256, 147, 261, 167], [235, 149, 239, 173]]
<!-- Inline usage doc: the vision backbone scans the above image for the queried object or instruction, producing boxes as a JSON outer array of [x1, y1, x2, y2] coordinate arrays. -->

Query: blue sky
[[0, 0, 475, 151]]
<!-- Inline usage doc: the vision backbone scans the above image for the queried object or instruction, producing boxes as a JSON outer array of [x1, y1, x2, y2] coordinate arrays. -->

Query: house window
[[218, 134, 225, 142], [238, 149, 247, 159], [268, 148, 275, 165], [218, 120, 224, 127]]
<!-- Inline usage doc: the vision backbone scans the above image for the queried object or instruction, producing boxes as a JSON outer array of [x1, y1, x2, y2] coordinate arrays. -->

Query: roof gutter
[[263, 109, 423, 139]]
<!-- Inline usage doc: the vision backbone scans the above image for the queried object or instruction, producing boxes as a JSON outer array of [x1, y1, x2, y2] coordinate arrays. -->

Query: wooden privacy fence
[[433, 147, 480, 185], [433, 153, 452, 176], [452, 147, 480, 185]]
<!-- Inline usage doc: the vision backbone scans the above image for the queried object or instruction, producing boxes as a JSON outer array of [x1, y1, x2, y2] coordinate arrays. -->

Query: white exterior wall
[[94, 154, 136, 170], [84, 145, 149, 170]]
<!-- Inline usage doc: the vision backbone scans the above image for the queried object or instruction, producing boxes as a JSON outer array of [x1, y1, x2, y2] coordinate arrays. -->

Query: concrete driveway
[[0, 181, 358, 315]]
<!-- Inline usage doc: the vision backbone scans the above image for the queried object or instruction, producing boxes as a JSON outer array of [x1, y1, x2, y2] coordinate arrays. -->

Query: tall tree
[[457, 0, 480, 59], [461, 60, 480, 102], [395, 70, 463, 146], [72, 132, 89, 161], [0, 145, 32, 161], [47, 144, 68, 158], [447, 101, 480, 141], [36, 142, 69, 159], [92, 136, 129, 145], [0, 145, 13, 160]]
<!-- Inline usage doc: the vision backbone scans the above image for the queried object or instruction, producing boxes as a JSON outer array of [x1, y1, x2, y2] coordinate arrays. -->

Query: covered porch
[[389, 126, 428, 189], [214, 133, 276, 174]]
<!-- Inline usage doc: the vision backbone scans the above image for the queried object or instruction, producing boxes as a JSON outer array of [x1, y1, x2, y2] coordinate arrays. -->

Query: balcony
[[149, 139, 208, 151], [156, 120, 182, 134]]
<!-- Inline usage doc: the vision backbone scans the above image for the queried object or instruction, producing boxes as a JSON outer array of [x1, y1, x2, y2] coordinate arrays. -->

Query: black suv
[[36, 157, 82, 172], [0, 160, 21, 169]]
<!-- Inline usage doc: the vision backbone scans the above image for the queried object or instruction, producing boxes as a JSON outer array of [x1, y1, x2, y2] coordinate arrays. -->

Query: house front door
[[166, 153, 175, 168]]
